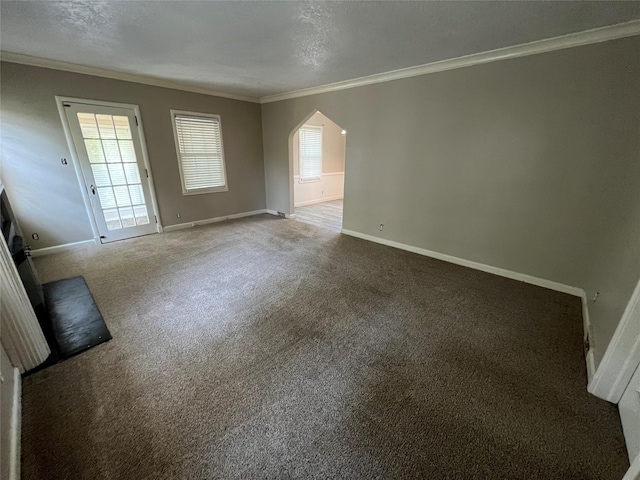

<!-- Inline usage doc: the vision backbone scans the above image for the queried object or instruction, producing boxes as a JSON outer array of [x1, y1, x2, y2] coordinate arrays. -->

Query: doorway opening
[[290, 111, 346, 233], [56, 97, 162, 244]]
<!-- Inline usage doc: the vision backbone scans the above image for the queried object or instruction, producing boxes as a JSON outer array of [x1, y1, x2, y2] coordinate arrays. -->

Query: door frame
[[55, 96, 163, 242], [588, 277, 640, 403]]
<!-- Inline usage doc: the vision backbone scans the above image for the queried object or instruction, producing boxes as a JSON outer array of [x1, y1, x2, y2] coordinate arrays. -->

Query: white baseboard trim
[[340, 229, 584, 297], [589, 278, 640, 403], [340, 229, 598, 384], [163, 209, 267, 232], [30, 239, 97, 257], [295, 195, 343, 207], [9, 367, 21, 480], [623, 453, 640, 480], [266, 209, 296, 219]]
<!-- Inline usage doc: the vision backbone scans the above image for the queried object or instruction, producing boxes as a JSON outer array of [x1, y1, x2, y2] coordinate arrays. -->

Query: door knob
[[90, 185, 96, 195]]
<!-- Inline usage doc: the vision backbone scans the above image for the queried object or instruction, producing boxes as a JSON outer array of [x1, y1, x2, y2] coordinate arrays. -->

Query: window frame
[[170, 109, 229, 196], [298, 125, 323, 183]]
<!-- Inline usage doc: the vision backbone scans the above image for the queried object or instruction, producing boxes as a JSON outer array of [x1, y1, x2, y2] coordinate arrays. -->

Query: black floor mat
[[43, 276, 111, 359]]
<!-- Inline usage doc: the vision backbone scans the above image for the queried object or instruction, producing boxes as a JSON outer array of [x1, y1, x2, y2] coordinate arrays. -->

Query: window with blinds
[[299, 126, 322, 181], [171, 111, 228, 195]]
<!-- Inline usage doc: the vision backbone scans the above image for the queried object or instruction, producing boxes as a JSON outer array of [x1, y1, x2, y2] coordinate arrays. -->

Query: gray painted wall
[[262, 36, 640, 367], [0, 62, 265, 249], [1, 37, 638, 370], [582, 159, 640, 365]]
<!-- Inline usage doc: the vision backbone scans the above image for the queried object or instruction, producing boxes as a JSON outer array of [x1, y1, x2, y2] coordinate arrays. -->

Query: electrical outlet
[[379, 224, 384, 231], [31, 233, 39, 240], [592, 292, 599, 303], [176, 213, 181, 218]]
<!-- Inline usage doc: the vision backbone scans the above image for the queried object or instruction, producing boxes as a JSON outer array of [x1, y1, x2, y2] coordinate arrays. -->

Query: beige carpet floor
[[25, 214, 628, 479]]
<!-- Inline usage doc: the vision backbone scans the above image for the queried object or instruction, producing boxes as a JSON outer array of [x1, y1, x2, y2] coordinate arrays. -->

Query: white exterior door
[[64, 102, 158, 243]]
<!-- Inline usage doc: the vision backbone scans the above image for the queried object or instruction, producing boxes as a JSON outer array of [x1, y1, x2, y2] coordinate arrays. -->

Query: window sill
[[182, 186, 229, 196], [298, 177, 322, 184]]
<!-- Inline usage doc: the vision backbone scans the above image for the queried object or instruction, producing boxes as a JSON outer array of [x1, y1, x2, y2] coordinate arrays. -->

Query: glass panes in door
[[77, 113, 149, 230]]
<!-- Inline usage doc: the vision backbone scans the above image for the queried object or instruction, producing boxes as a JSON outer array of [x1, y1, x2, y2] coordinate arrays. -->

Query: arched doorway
[[288, 110, 346, 232]]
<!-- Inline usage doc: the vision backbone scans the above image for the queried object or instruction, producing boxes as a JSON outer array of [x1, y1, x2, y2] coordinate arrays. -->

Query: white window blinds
[[173, 112, 227, 194], [299, 126, 322, 180]]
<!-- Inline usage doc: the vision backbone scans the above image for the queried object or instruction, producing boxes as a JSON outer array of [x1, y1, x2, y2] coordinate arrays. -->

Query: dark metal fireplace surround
[[1, 189, 111, 375]]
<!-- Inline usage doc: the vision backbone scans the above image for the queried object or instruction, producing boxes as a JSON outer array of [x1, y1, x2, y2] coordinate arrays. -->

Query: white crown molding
[[0, 51, 260, 104], [3, 20, 639, 106], [260, 20, 640, 104]]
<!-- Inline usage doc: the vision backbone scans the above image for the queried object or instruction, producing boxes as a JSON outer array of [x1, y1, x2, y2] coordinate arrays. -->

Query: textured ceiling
[[2, 1, 640, 98]]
